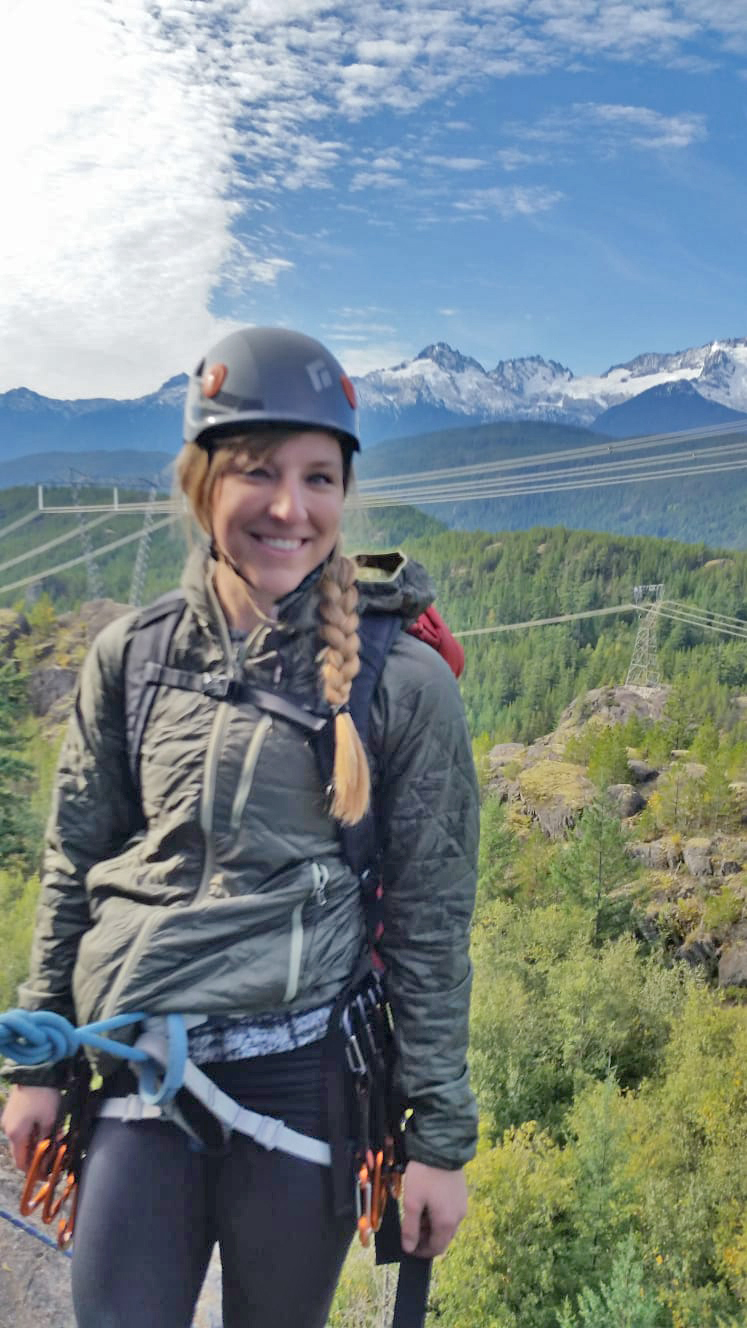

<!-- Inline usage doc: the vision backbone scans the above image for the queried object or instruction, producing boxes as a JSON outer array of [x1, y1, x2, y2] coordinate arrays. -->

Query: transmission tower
[[71, 471, 104, 600], [626, 583, 664, 689], [129, 482, 158, 606]]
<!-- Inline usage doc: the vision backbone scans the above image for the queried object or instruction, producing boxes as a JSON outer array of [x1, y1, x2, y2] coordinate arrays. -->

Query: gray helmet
[[183, 326, 360, 452]]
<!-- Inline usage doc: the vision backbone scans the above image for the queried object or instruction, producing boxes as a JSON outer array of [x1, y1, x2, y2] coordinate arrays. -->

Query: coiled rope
[[0, 1009, 187, 1107]]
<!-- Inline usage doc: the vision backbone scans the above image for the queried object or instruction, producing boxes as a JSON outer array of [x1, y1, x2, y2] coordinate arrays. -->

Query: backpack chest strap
[[142, 662, 329, 734]]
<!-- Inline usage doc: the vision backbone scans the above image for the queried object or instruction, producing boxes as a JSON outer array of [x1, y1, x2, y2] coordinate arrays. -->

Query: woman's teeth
[[256, 536, 303, 550]]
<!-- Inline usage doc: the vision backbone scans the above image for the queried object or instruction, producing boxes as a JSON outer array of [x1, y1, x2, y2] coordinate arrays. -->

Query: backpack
[[123, 590, 462, 905]]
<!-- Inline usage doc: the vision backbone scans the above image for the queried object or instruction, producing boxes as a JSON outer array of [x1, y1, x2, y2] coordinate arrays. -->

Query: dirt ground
[[0, 1142, 223, 1328]]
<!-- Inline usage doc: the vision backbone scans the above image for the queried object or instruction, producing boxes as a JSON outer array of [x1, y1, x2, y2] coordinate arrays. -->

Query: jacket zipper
[[194, 613, 270, 904], [284, 863, 328, 1003], [230, 713, 273, 832]]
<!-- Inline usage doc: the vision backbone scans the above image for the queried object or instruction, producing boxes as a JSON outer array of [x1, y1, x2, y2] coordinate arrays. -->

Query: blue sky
[[1, 1, 746, 400]]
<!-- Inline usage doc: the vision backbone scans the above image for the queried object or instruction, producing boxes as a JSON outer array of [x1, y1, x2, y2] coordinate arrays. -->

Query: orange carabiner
[[40, 1142, 70, 1222], [57, 1182, 78, 1250], [355, 1152, 374, 1247], [370, 1149, 386, 1232], [19, 1138, 56, 1216]]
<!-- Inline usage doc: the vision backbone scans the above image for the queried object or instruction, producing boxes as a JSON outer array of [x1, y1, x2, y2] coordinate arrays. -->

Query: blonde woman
[[1, 327, 478, 1328]]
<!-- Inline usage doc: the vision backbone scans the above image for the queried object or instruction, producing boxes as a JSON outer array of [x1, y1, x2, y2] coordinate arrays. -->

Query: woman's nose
[[268, 479, 305, 522]]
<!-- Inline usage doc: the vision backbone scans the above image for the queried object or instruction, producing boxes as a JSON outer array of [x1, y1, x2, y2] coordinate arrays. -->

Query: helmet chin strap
[[210, 540, 277, 626]]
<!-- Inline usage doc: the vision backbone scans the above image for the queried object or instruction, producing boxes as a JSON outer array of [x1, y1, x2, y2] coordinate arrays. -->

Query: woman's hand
[[400, 1159, 468, 1258], [1, 1085, 61, 1171]]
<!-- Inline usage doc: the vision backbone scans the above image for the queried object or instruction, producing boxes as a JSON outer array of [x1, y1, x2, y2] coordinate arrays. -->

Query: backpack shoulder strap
[[124, 590, 187, 792], [315, 612, 402, 884]]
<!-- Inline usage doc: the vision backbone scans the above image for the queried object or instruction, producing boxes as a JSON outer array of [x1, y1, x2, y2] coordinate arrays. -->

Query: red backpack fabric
[[407, 605, 464, 678]]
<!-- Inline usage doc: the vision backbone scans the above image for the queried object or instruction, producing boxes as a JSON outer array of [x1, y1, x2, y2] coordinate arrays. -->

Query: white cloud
[[506, 102, 707, 154], [424, 156, 486, 171], [453, 185, 563, 218], [582, 103, 707, 149], [0, 0, 741, 397], [336, 342, 411, 375]]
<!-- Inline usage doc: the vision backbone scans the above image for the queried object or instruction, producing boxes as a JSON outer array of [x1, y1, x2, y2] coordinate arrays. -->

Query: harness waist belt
[[101, 1030, 332, 1168]]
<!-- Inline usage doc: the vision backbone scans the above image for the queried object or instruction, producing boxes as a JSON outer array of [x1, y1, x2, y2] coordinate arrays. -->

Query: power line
[[453, 600, 747, 644], [351, 454, 747, 507], [455, 603, 638, 636], [664, 599, 747, 631], [358, 418, 747, 490], [0, 516, 175, 597], [0, 513, 113, 575], [0, 511, 41, 541], [657, 604, 747, 641]]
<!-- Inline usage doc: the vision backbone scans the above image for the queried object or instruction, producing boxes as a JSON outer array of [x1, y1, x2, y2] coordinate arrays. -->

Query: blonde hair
[[318, 549, 370, 825], [175, 433, 370, 826]]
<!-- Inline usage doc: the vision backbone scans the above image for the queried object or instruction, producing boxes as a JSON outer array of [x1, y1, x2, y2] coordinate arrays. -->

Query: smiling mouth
[[251, 534, 306, 551]]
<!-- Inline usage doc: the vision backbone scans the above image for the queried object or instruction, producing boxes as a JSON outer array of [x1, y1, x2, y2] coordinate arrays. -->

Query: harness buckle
[[202, 673, 235, 700], [253, 1113, 287, 1152]]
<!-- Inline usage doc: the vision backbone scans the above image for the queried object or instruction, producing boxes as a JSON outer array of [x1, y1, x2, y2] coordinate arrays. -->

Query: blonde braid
[[318, 551, 370, 825]]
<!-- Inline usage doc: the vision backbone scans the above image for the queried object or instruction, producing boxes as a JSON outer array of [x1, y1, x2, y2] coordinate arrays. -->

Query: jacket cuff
[[0, 1062, 69, 1089]]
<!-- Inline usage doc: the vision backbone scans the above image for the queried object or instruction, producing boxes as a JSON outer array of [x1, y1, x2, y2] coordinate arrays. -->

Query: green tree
[[550, 799, 634, 942], [0, 661, 35, 867], [557, 1234, 661, 1328]]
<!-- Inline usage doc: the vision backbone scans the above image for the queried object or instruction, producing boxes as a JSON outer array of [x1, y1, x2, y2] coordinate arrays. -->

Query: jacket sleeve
[[371, 632, 479, 1169], [6, 615, 138, 1086]]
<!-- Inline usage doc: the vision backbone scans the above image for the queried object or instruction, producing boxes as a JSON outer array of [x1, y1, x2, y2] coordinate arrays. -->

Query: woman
[[1, 327, 479, 1327]]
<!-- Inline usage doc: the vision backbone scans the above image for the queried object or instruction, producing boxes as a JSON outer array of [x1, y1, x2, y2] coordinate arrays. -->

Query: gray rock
[[629, 840, 669, 869], [27, 666, 79, 717], [606, 783, 646, 817], [683, 838, 713, 877], [488, 742, 526, 769], [627, 758, 658, 783], [676, 934, 719, 975], [663, 837, 684, 868], [719, 941, 747, 989]]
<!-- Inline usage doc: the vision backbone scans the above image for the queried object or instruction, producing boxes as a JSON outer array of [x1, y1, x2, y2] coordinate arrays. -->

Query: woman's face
[[210, 430, 346, 615]]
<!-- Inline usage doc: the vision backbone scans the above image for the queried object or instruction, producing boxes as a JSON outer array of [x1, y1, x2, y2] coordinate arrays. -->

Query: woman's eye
[[308, 472, 336, 486], [242, 466, 271, 480]]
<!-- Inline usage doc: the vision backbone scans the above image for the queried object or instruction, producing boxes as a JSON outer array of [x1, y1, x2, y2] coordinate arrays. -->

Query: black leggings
[[71, 1043, 355, 1328]]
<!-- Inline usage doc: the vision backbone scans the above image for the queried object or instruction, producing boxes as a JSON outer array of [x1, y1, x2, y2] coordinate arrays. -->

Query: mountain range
[[1, 336, 747, 479]]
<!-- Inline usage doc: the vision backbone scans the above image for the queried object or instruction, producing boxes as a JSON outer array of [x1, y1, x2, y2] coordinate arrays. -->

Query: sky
[[1, 0, 747, 401]]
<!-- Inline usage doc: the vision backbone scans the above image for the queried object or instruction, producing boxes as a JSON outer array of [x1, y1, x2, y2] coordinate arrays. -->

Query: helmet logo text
[[306, 359, 333, 392], [202, 363, 228, 398]]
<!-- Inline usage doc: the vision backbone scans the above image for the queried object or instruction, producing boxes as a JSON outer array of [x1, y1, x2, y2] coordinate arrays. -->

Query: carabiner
[[20, 1137, 56, 1216], [355, 1153, 373, 1246]]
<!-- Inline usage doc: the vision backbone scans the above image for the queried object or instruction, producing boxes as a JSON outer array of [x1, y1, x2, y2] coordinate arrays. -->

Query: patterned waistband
[[186, 1003, 333, 1064]]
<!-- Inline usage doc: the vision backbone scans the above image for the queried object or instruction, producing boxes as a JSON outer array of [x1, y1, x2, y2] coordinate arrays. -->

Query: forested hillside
[[357, 419, 747, 548], [3, 478, 747, 744]]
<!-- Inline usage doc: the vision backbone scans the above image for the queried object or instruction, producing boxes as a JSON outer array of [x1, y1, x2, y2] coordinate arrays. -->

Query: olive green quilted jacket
[[12, 549, 479, 1168]]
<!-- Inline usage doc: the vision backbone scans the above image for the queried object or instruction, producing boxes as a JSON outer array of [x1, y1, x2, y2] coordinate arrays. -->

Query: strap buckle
[[252, 1113, 287, 1152], [202, 673, 236, 700]]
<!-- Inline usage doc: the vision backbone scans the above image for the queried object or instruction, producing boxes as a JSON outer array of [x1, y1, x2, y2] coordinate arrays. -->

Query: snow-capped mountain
[[356, 336, 747, 437], [2, 339, 747, 465]]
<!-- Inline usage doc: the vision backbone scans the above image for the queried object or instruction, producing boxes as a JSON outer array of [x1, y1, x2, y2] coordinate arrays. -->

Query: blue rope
[[0, 1205, 72, 1258], [0, 1210, 222, 1326], [137, 1014, 188, 1106], [0, 1008, 187, 1106]]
